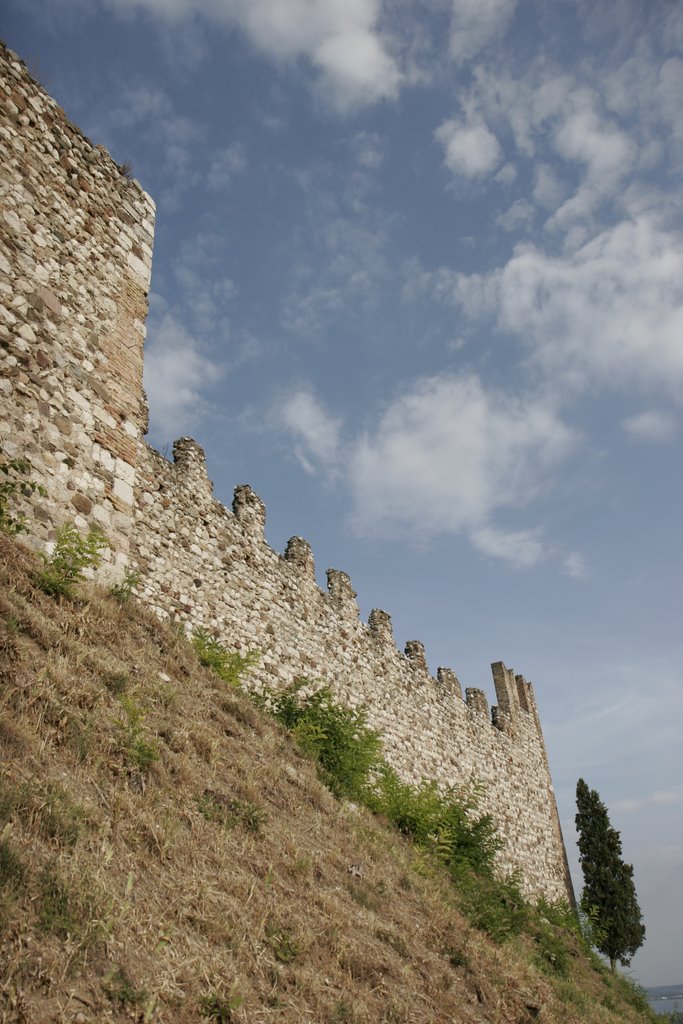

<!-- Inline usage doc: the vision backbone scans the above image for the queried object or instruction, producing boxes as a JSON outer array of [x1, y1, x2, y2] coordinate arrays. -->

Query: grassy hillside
[[0, 533, 659, 1023]]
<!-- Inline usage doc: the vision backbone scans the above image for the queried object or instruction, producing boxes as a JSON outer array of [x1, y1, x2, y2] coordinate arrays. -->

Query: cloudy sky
[[6, 0, 683, 987]]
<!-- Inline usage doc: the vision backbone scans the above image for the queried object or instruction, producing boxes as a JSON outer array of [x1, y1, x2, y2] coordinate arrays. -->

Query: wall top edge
[[146, 437, 541, 737]]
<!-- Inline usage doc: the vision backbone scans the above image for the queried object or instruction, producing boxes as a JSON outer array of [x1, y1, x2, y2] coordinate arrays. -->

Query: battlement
[[137, 438, 547, 742], [0, 42, 573, 904]]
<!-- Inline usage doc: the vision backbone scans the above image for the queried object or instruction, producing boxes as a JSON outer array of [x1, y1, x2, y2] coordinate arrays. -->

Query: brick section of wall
[[0, 44, 574, 904], [0, 43, 154, 572], [133, 439, 574, 902]]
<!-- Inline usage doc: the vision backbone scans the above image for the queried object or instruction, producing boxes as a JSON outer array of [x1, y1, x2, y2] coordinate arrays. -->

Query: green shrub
[[369, 765, 501, 877], [254, 680, 383, 800], [531, 897, 583, 976], [256, 681, 508, 917], [454, 868, 529, 942], [110, 568, 141, 604], [192, 628, 259, 689], [533, 925, 571, 976], [36, 522, 110, 597], [265, 923, 300, 963], [0, 449, 46, 535], [444, 945, 469, 969], [616, 975, 657, 1015], [254, 681, 556, 948], [116, 696, 159, 774]]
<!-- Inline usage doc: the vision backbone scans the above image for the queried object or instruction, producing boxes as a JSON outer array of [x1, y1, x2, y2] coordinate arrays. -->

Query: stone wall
[[132, 438, 573, 901], [0, 43, 574, 903], [0, 43, 154, 574]]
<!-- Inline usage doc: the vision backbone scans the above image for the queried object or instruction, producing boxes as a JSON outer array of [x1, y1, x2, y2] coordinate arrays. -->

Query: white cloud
[[613, 785, 683, 815], [435, 116, 502, 178], [207, 143, 247, 190], [143, 311, 220, 439], [276, 388, 342, 475], [352, 130, 384, 169], [562, 551, 588, 579], [497, 198, 534, 232], [548, 107, 636, 229], [96, 81, 205, 207], [100, 0, 401, 110], [279, 172, 390, 336], [169, 231, 239, 336], [280, 284, 344, 337], [533, 163, 567, 211], [622, 410, 677, 442], [449, 0, 518, 63], [494, 162, 517, 185], [348, 372, 575, 547], [452, 217, 683, 396], [554, 107, 634, 184], [271, 374, 577, 566], [470, 525, 544, 568]]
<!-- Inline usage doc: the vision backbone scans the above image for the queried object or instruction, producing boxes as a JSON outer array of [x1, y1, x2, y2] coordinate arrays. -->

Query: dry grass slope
[[0, 534, 658, 1024]]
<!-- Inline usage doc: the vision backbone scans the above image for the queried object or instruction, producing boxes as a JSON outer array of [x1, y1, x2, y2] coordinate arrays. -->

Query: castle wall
[[0, 44, 154, 572], [133, 439, 573, 901], [0, 43, 573, 904]]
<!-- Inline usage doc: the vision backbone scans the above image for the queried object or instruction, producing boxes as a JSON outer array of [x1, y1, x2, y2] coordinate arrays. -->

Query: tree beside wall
[[575, 778, 645, 971]]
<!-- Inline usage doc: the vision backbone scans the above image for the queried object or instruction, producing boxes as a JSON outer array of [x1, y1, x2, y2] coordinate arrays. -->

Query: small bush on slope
[[192, 627, 260, 689], [35, 521, 109, 597], [253, 679, 383, 800]]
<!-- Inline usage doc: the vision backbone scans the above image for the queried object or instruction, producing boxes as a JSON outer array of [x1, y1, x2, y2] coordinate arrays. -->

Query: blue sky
[[5, 0, 683, 986]]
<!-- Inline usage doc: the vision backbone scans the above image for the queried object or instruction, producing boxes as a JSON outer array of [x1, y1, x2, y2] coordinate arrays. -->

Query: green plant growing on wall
[[36, 522, 109, 597], [192, 628, 259, 689], [0, 448, 46, 535]]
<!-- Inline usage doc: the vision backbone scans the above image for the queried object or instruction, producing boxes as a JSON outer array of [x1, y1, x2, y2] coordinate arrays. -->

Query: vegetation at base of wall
[[0, 531, 661, 1023], [254, 679, 550, 946], [109, 568, 141, 604], [369, 764, 501, 876], [0, 448, 46, 535], [252, 680, 383, 800], [192, 627, 260, 689], [35, 521, 110, 597]]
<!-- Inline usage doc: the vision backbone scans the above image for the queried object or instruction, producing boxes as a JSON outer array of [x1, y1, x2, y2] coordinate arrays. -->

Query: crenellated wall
[[132, 438, 573, 900], [0, 42, 574, 903]]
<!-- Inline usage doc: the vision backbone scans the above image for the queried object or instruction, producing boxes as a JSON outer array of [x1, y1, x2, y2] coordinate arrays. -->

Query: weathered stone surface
[[71, 492, 92, 515], [36, 285, 62, 316], [0, 41, 155, 564], [0, 42, 573, 905]]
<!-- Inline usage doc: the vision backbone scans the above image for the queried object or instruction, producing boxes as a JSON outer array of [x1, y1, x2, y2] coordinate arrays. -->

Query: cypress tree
[[575, 778, 645, 971]]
